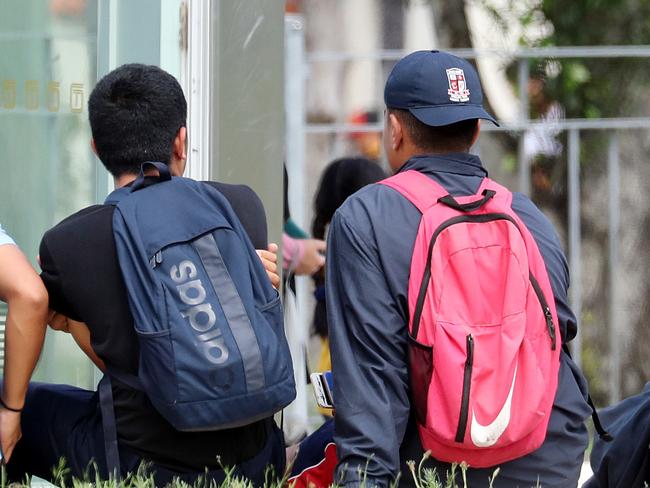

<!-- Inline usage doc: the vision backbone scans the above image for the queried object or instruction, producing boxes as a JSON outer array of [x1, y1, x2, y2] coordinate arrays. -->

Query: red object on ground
[[288, 443, 337, 488]]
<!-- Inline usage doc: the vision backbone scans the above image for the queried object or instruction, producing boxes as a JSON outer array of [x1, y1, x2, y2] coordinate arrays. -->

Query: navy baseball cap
[[384, 50, 498, 127]]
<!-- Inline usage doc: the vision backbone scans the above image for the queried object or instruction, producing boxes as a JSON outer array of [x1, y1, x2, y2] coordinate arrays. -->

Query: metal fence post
[[568, 128, 582, 367], [608, 133, 621, 404], [284, 14, 311, 436], [517, 57, 530, 195]]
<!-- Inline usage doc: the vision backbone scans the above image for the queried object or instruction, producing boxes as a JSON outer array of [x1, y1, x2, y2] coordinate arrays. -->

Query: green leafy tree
[[532, 0, 650, 119], [485, 0, 650, 403]]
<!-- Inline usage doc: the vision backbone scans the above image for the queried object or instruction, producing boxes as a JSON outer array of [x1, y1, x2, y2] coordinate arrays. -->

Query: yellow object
[[317, 337, 333, 417]]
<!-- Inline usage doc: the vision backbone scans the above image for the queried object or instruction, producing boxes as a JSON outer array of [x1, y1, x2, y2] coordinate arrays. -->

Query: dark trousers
[[7, 382, 286, 486]]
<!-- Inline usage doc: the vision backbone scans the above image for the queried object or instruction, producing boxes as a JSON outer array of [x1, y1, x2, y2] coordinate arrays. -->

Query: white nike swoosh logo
[[470, 363, 517, 448]]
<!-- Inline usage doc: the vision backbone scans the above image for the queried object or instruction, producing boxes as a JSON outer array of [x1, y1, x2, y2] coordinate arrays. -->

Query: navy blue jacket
[[585, 382, 650, 488], [326, 153, 592, 488]]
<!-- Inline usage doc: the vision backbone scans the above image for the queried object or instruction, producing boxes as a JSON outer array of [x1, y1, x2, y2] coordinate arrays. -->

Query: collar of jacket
[[397, 152, 488, 178]]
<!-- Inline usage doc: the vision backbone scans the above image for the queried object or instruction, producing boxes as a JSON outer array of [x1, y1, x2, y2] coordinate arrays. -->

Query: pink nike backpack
[[381, 170, 561, 467]]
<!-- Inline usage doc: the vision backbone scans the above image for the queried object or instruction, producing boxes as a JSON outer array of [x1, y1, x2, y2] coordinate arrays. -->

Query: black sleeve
[[39, 235, 82, 321], [204, 182, 268, 249]]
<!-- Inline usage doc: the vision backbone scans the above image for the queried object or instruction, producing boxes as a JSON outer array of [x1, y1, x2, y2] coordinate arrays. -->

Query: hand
[[294, 239, 326, 276], [47, 310, 70, 332], [257, 243, 280, 289], [0, 408, 21, 463]]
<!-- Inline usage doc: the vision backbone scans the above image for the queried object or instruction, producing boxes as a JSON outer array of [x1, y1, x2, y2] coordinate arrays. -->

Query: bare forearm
[[4, 302, 47, 408], [68, 320, 106, 372], [0, 246, 48, 409]]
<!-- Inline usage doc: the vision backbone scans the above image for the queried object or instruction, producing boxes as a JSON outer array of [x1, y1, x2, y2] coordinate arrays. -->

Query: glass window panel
[[0, 0, 183, 388], [0, 0, 99, 387]]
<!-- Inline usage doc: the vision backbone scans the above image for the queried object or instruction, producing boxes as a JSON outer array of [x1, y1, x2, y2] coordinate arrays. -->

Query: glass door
[[0, 0, 187, 388], [0, 0, 100, 387]]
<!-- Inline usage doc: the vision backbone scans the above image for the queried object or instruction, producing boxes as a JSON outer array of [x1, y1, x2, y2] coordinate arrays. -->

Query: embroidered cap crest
[[446, 68, 470, 102]]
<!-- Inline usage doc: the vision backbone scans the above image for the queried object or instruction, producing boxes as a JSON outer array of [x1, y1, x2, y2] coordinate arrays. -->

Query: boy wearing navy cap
[[326, 50, 591, 487]]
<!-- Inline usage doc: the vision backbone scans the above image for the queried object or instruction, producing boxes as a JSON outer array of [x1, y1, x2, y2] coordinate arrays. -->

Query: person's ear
[[90, 138, 98, 156], [167, 127, 188, 177], [173, 127, 187, 161], [470, 120, 481, 147], [388, 112, 403, 152]]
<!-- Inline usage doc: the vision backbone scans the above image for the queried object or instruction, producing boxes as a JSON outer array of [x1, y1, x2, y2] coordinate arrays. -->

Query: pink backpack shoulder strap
[[380, 170, 448, 213]]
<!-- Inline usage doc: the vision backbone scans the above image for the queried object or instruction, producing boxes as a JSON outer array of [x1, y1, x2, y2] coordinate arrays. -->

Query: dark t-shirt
[[39, 181, 270, 471]]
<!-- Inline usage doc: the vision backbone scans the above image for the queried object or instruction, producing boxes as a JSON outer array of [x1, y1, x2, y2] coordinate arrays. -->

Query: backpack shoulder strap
[[380, 170, 448, 213], [562, 344, 613, 442], [98, 376, 121, 478]]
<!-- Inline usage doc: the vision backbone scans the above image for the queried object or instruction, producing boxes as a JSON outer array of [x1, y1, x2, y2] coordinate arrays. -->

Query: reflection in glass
[[0, 0, 98, 387]]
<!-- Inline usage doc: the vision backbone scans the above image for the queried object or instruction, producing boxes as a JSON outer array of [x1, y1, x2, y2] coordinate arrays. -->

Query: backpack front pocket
[[135, 327, 178, 404]]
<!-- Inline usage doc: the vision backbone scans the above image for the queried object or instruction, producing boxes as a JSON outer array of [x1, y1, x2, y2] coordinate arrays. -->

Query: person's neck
[[114, 173, 138, 189], [391, 146, 471, 172]]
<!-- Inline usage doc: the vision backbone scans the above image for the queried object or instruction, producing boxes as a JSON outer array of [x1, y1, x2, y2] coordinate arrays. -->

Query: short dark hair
[[388, 108, 479, 153], [88, 64, 187, 176]]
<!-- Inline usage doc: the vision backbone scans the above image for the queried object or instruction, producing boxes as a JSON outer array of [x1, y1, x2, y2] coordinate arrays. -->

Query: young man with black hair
[[6, 64, 285, 485], [327, 51, 592, 487]]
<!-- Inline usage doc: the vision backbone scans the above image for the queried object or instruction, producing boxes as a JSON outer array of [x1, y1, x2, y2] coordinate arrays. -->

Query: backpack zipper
[[149, 250, 163, 268], [413, 213, 521, 338], [529, 273, 557, 350], [455, 334, 474, 443]]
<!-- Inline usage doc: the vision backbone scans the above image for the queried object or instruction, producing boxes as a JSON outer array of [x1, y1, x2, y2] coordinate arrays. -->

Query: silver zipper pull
[[150, 251, 163, 268]]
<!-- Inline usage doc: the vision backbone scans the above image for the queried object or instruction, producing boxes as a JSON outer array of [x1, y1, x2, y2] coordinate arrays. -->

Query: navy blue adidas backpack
[[103, 162, 295, 434]]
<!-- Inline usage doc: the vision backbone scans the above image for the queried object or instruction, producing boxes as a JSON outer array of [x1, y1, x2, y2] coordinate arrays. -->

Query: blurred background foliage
[[480, 0, 650, 404]]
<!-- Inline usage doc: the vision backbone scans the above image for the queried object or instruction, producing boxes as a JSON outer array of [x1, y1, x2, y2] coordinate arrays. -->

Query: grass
[[404, 453, 500, 488], [0, 453, 547, 488]]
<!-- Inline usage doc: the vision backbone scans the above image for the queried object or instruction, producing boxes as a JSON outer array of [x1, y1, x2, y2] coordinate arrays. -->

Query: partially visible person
[[348, 110, 382, 161], [283, 233, 325, 276], [258, 243, 281, 289], [585, 383, 650, 488], [282, 165, 326, 277], [519, 70, 566, 210], [0, 225, 48, 463], [523, 73, 565, 170], [311, 157, 386, 384]]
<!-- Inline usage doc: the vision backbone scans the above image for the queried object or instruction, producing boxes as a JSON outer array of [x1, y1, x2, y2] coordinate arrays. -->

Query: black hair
[[312, 157, 387, 240], [388, 108, 479, 153], [88, 64, 187, 177], [311, 157, 387, 338]]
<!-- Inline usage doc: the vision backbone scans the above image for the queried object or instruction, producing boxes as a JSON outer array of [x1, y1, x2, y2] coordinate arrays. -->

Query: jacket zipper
[[529, 273, 557, 350], [455, 334, 474, 443]]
